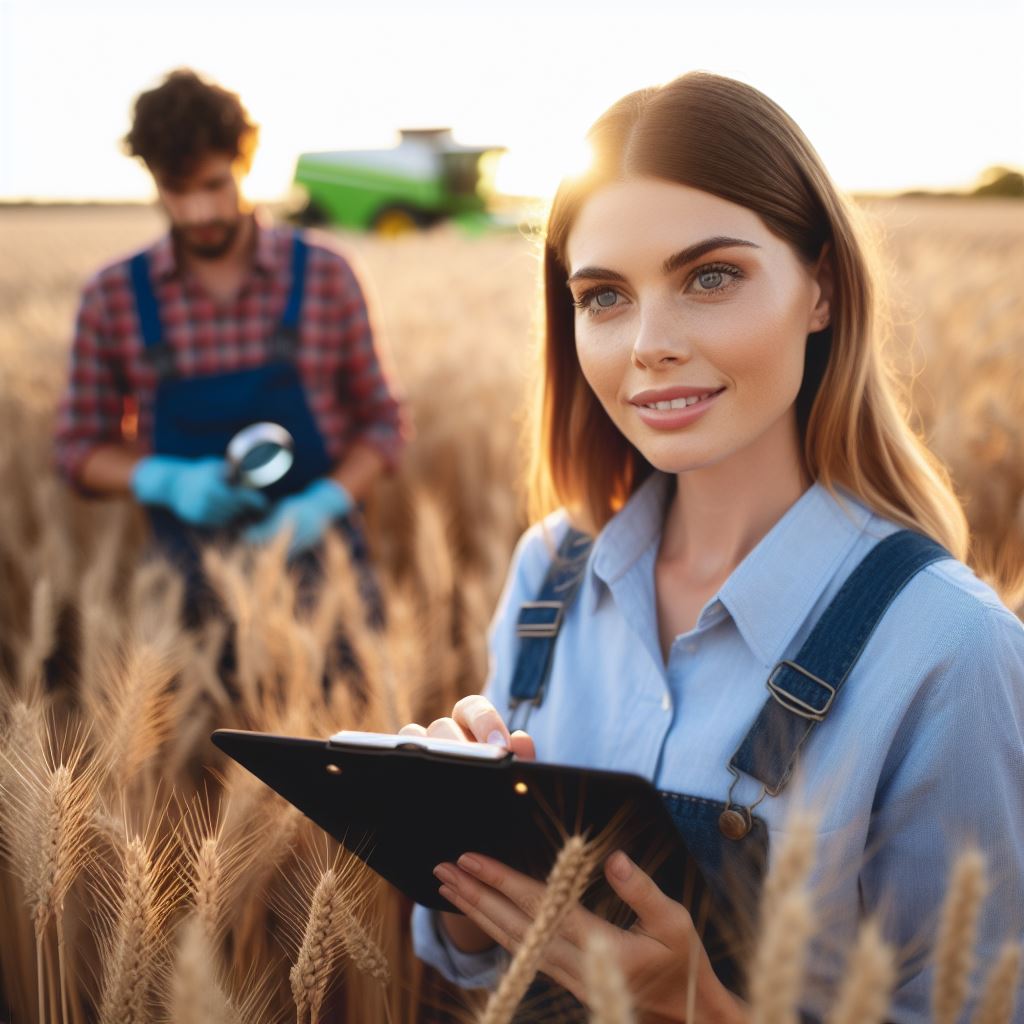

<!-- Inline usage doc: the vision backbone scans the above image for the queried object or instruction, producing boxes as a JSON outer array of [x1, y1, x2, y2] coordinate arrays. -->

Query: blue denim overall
[[504, 524, 950, 1017], [129, 235, 382, 628]]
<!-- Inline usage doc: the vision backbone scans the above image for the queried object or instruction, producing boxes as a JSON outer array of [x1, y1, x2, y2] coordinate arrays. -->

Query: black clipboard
[[210, 728, 714, 926]]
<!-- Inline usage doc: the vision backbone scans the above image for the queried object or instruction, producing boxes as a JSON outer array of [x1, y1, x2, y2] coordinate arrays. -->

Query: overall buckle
[[766, 660, 836, 722], [515, 601, 564, 638]]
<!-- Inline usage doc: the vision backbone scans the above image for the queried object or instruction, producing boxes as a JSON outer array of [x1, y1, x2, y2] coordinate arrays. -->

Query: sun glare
[[494, 137, 594, 199]]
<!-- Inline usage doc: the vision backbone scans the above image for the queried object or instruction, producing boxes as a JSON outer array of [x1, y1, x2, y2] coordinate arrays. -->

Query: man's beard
[[172, 218, 243, 261]]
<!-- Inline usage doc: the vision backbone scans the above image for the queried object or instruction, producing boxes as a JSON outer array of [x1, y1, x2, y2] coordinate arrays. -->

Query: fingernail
[[610, 851, 633, 881], [486, 730, 506, 747], [438, 884, 456, 903], [433, 864, 455, 884], [458, 854, 482, 874]]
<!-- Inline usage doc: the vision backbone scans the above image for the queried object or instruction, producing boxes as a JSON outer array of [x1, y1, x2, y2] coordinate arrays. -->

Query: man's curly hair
[[123, 69, 259, 179]]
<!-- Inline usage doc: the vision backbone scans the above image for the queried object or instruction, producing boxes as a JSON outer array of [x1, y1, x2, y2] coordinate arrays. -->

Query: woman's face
[[565, 177, 832, 476]]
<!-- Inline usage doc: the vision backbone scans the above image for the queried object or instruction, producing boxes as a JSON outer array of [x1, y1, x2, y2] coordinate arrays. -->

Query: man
[[54, 69, 407, 621]]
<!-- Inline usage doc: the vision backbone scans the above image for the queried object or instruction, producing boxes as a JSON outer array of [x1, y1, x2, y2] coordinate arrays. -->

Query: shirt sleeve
[[329, 252, 409, 471], [857, 601, 1024, 1024], [53, 276, 126, 486], [410, 901, 511, 991], [409, 515, 570, 988]]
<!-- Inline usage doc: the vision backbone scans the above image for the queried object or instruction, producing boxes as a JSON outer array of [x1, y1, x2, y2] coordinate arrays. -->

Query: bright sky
[[1, 0, 1022, 201]]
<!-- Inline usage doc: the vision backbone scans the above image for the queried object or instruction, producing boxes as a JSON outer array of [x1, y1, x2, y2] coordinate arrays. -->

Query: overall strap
[[130, 251, 178, 379], [729, 529, 951, 797], [508, 527, 592, 728], [269, 234, 309, 359]]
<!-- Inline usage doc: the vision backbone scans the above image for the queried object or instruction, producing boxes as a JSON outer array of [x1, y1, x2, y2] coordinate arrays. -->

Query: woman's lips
[[631, 387, 725, 429]]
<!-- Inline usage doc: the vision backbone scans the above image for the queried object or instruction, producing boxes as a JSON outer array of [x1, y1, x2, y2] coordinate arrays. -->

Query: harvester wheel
[[372, 205, 424, 237]]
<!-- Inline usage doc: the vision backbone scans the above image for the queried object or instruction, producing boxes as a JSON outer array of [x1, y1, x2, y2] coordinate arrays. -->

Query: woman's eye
[[573, 287, 624, 315], [687, 263, 742, 294]]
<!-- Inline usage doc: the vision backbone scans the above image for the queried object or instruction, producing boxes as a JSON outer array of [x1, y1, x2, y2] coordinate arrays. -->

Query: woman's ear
[[809, 240, 834, 333]]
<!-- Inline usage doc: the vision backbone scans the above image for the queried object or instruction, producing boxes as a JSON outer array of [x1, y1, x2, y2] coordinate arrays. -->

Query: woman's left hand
[[433, 848, 751, 1023]]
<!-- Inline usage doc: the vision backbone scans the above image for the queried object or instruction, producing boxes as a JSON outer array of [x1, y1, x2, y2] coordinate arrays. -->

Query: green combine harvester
[[292, 128, 506, 235]]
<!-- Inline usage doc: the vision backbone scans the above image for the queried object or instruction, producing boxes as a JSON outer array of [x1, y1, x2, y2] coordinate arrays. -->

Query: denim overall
[[505, 524, 950, 1018], [129, 235, 381, 628]]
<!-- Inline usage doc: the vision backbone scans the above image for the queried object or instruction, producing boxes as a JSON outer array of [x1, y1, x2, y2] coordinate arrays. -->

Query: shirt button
[[661, 692, 672, 712], [685, 642, 697, 654]]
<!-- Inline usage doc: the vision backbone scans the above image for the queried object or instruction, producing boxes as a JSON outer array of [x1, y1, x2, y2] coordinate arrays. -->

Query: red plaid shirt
[[55, 213, 407, 485]]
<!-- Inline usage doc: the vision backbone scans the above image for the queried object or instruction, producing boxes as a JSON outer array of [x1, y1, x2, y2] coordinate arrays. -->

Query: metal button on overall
[[718, 807, 753, 840]]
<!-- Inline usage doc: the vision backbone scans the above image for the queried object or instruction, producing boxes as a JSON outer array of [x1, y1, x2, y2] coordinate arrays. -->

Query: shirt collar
[[251, 207, 278, 276], [590, 471, 671, 589], [148, 232, 178, 281], [587, 472, 876, 668], [147, 208, 276, 281]]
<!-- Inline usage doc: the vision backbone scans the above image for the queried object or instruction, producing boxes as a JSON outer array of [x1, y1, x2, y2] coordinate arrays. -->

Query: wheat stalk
[[749, 884, 814, 1024], [760, 808, 818, 925], [19, 576, 55, 690], [970, 941, 1022, 1024], [583, 930, 634, 1024], [479, 835, 595, 1024], [167, 914, 241, 1024], [825, 917, 896, 1024], [933, 848, 989, 1024]]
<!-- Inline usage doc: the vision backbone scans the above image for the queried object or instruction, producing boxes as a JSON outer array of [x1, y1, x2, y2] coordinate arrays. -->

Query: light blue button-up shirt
[[412, 473, 1024, 1022]]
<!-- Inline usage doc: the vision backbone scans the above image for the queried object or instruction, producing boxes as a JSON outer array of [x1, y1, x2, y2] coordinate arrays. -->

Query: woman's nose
[[631, 305, 693, 368]]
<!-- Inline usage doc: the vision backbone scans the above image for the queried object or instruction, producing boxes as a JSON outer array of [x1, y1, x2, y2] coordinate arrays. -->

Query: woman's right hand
[[398, 694, 536, 761], [399, 695, 536, 952]]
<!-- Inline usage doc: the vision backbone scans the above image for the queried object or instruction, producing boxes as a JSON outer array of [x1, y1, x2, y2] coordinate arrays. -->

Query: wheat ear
[[98, 837, 160, 1024], [193, 836, 222, 945], [970, 941, 1022, 1024], [290, 867, 346, 1024], [825, 917, 896, 1024], [749, 884, 814, 1024], [583, 930, 634, 1024], [1, 718, 94, 1024], [478, 835, 595, 1024], [90, 641, 178, 795], [933, 848, 989, 1024], [340, 905, 391, 985]]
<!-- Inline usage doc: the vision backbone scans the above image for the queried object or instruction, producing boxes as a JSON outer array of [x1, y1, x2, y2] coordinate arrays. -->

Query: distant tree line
[[900, 165, 1024, 199]]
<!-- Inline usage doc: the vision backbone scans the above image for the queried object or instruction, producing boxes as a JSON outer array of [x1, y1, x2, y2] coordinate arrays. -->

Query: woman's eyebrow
[[662, 236, 761, 274], [567, 236, 761, 285], [566, 265, 627, 286]]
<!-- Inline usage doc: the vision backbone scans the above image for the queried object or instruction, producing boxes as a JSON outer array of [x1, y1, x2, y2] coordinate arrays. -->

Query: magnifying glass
[[226, 422, 295, 489]]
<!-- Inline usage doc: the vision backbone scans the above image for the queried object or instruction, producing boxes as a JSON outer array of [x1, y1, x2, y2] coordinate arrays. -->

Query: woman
[[404, 72, 1024, 1022]]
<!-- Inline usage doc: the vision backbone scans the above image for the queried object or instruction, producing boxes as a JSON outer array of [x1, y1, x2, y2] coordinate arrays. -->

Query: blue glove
[[242, 478, 353, 557], [131, 455, 269, 528]]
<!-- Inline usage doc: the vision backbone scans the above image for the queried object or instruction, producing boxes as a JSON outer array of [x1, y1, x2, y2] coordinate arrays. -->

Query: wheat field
[[0, 198, 1022, 1023]]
